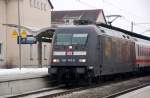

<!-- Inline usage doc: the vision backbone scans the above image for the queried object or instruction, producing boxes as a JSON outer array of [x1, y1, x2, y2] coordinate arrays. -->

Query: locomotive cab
[[48, 26, 98, 82]]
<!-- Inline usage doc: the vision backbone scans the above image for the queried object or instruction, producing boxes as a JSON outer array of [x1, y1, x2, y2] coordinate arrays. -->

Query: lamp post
[[18, 0, 22, 70], [131, 21, 134, 32]]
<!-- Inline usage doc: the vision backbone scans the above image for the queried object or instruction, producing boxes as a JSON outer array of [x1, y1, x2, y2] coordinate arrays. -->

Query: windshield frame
[[54, 33, 88, 45]]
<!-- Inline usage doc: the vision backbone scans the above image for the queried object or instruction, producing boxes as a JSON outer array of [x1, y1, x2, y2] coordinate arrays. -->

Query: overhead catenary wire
[[76, 0, 150, 33], [121, 16, 150, 33], [75, 0, 98, 9], [103, 0, 150, 33], [76, 0, 147, 22], [103, 0, 146, 21]]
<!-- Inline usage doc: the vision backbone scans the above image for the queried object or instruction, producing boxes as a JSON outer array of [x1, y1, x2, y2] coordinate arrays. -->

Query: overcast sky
[[51, 0, 150, 36]]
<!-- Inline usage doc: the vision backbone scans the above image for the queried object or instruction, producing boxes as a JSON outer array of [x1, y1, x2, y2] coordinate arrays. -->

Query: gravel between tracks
[[56, 76, 150, 98]]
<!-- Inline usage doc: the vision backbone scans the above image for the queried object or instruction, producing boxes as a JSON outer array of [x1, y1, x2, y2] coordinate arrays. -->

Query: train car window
[[149, 48, 150, 56], [145, 47, 147, 56], [147, 48, 148, 56], [138, 45, 139, 56], [139, 45, 141, 56], [142, 47, 145, 56], [142, 47, 143, 56], [148, 48, 149, 56], [145, 47, 146, 56], [55, 34, 72, 45], [0, 43, 2, 54], [140, 46, 142, 56], [72, 34, 88, 45], [146, 47, 148, 56], [147, 48, 149, 56], [142, 47, 144, 56], [139, 46, 140, 56], [144, 47, 145, 56]]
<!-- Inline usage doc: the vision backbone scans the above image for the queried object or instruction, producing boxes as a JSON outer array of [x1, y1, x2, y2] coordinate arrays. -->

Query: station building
[[0, 0, 53, 68], [51, 9, 107, 27], [0, 2, 107, 68]]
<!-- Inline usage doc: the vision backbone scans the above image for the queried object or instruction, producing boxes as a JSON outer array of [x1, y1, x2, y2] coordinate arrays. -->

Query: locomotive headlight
[[53, 59, 60, 63], [79, 59, 86, 63]]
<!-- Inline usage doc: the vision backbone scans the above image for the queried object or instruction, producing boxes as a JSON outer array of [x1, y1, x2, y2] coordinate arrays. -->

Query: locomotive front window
[[55, 33, 88, 45], [72, 34, 88, 45], [55, 34, 72, 45]]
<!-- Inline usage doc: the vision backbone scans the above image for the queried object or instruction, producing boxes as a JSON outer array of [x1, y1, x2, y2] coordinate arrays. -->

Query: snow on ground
[[0, 68, 48, 76]]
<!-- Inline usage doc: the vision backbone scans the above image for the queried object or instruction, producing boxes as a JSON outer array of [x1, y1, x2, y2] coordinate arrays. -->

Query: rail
[[103, 83, 150, 98], [6, 85, 65, 98]]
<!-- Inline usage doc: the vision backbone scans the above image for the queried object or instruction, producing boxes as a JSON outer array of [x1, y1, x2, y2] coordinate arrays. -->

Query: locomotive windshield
[[55, 34, 72, 45], [55, 33, 88, 45]]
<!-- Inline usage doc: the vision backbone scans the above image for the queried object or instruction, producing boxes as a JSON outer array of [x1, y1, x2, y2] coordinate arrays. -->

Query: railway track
[[39, 86, 86, 98], [6, 84, 93, 98], [6, 75, 150, 98], [52, 75, 150, 98], [103, 82, 150, 98], [6, 85, 65, 98]]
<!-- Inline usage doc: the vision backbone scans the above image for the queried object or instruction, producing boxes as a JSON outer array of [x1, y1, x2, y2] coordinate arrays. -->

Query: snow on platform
[[116, 86, 150, 98], [0, 68, 48, 82]]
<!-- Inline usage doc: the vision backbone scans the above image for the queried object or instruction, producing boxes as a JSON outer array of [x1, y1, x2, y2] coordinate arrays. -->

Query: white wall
[[0, 0, 7, 67], [23, 0, 51, 28], [42, 42, 51, 67], [0, 0, 52, 68], [6, 0, 21, 67]]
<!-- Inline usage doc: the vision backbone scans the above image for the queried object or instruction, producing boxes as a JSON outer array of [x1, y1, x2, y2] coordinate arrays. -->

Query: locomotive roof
[[56, 24, 150, 41], [98, 23, 150, 41]]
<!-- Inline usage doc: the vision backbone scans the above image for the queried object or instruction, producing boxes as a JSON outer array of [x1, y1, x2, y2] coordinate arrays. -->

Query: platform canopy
[[36, 27, 55, 42], [3, 24, 55, 43]]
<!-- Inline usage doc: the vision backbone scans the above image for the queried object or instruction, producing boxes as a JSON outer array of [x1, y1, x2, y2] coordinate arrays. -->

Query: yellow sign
[[12, 30, 18, 40], [21, 30, 27, 38]]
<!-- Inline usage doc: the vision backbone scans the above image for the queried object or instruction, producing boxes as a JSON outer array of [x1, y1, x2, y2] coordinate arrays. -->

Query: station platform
[[0, 68, 48, 82], [117, 86, 150, 98], [0, 68, 49, 96]]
